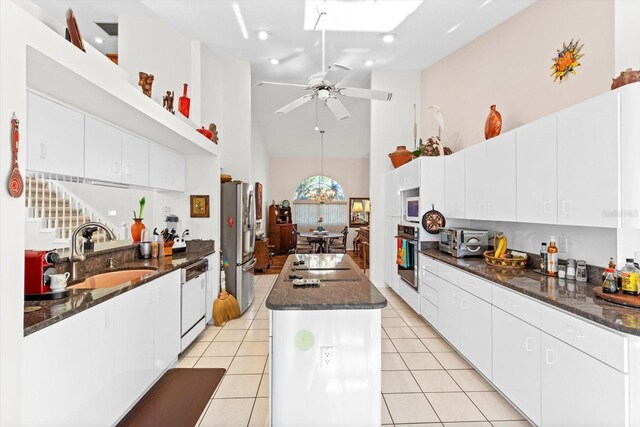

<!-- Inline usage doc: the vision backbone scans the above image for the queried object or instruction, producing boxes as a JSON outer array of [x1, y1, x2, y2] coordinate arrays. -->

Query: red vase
[[484, 105, 502, 140], [388, 146, 413, 169], [131, 218, 145, 242], [178, 83, 191, 118]]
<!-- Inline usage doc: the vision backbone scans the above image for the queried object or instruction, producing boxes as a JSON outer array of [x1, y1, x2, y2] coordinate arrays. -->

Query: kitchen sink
[[69, 268, 158, 289]]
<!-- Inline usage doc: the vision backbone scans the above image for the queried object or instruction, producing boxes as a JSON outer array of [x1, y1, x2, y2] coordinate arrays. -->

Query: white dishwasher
[[181, 259, 208, 351]]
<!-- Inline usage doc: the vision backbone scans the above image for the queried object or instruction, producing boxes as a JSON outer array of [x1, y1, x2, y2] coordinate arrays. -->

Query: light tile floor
[[177, 274, 531, 427]]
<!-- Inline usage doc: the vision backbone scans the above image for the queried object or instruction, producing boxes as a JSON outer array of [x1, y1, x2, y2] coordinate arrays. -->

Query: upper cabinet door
[[465, 142, 487, 220], [398, 160, 420, 191], [517, 115, 558, 225], [485, 131, 516, 222], [620, 84, 640, 229], [27, 92, 84, 177], [558, 92, 619, 228], [122, 133, 149, 187], [149, 143, 185, 192], [420, 156, 445, 217], [84, 117, 122, 183], [444, 151, 465, 218]]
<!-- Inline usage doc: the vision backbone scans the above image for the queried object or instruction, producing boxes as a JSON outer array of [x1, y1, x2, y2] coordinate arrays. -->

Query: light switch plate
[[321, 346, 334, 368], [558, 237, 568, 254]]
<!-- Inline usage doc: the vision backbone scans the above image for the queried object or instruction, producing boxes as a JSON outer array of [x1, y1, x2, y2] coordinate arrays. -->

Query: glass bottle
[[576, 260, 588, 282], [547, 237, 558, 276], [540, 243, 548, 272], [620, 258, 639, 296], [603, 268, 618, 294]]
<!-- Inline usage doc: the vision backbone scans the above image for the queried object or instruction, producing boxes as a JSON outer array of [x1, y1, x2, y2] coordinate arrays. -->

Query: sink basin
[[69, 269, 157, 289]]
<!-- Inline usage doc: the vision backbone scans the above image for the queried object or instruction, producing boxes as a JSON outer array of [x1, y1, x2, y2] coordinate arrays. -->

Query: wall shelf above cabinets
[[27, 91, 184, 192]]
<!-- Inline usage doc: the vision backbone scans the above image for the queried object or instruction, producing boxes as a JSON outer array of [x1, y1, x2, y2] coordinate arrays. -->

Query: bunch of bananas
[[494, 235, 509, 258]]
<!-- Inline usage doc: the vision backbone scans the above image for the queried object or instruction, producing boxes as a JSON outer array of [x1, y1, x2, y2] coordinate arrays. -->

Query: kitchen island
[[266, 254, 387, 427]]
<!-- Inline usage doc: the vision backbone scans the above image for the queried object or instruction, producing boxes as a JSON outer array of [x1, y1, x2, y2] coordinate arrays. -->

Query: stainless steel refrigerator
[[221, 181, 256, 313]]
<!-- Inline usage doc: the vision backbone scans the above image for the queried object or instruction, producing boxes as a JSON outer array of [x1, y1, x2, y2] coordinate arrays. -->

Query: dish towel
[[397, 238, 408, 267]]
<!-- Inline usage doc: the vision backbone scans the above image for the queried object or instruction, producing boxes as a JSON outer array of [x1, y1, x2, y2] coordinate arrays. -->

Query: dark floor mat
[[117, 368, 225, 427]]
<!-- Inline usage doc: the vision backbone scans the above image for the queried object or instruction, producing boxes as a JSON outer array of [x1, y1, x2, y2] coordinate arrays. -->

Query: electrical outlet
[[107, 210, 117, 217], [163, 206, 170, 216], [321, 346, 334, 369], [558, 237, 568, 254]]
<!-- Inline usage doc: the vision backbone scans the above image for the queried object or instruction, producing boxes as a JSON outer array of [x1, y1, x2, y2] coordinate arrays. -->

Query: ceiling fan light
[[269, 58, 280, 65], [318, 89, 330, 101], [382, 33, 395, 43]]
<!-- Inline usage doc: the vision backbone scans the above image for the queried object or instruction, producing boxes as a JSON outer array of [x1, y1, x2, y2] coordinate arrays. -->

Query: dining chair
[[328, 226, 348, 254], [291, 230, 314, 254]]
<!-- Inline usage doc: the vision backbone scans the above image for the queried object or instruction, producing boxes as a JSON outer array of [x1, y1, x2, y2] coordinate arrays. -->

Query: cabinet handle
[[452, 293, 459, 304], [460, 298, 467, 310], [487, 203, 495, 214], [545, 348, 556, 365], [479, 203, 486, 213], [561, 200, 572, 215], [104, 311, 110, 328], [565, 326, 584, 338], [543, 201, 552, 214], [507, 301, 520, 309], [525, 337, 535, 352], [40, 143, 46, 159]]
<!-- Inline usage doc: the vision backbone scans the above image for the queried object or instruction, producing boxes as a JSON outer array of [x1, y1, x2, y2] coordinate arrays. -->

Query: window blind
[[292, 202, 348, 231]]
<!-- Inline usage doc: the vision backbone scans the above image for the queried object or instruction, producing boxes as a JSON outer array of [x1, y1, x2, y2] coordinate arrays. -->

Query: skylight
[[303, 0, 423, 32]]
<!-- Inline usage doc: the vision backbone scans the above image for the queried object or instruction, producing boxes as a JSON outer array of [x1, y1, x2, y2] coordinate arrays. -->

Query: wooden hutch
[[268, 204, 296, 254]]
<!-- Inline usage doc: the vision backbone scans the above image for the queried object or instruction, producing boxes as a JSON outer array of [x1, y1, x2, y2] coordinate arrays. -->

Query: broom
[[213, 253, 240, 326]]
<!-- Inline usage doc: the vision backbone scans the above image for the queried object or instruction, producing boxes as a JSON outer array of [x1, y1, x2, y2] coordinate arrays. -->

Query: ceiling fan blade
[[325, 97, 351, 120], [257, 81, 310, 89], [338, 86, 393, 101], [275, 94, 315, 114], [323, 64, 351, 86]]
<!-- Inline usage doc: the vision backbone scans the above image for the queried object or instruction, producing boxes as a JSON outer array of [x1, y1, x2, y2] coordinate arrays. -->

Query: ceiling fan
[[256, 11, 393, 121]]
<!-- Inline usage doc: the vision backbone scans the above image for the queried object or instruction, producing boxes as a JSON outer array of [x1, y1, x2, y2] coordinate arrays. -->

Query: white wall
[[370, 71, 421, 286], [615, 0, 640, 72]]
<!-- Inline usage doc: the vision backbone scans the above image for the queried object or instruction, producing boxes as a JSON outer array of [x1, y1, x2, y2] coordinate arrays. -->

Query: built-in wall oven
[[396, 225, 419, 291]]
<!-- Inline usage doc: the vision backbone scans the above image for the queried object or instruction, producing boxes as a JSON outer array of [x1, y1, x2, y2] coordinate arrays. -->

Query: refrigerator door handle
[[248, 191, 256, 254], [243, 258, 257, 272]]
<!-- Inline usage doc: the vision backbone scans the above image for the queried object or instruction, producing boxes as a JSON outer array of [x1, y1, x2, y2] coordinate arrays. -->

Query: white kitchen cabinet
[[149, 143, 185, 192], [516, 115, 558, 224], [557, 91, 619, 228], [84, 116, 123, 183], [384, 216, 401, 292], [122, 132, 150, 187], [153, 270, 181, 378], [437, 277, 461, 349], [620, 84, 640, 229], [464, 142, 487, 220], [485, 131, 516, 222], [419, 156, 445, 222], [27, 92, 84, 177], [398, 159, 420, 191], [541, 332, 628, 427], [112, 285, 155, 418], [492, 307, 541, 426], [385, 169, 401, 217], [444, 150, 465, 218], [22, 300, 115, 427]]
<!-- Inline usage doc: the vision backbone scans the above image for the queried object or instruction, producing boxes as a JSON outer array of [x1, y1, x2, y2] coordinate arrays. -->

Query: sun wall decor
[[550, 39, 584, 83]]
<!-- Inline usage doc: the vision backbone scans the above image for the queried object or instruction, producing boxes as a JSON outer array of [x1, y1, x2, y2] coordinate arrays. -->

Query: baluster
[[48, 177, 52, 228], [55, 184, 59, 229], [34, 173, 39, 219], [61, 190, 66, 240], [27, 174, 32, 213]]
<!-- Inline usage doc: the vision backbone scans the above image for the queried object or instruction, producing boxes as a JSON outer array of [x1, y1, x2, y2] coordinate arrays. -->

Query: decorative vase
[[197, 126, 213, 139], [484, 105, 502, 140], [131, 218, 145, 242], [611, 68, 640, 90], [178, 83, 191, 118], [388, 145, 413, 169]]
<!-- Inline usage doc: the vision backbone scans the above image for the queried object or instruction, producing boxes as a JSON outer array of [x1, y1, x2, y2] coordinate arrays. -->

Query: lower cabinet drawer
[[420, 283, 438, 307], [436, 261, 493, 303], [421, 297, 438, 329], [399, 280, 421, 314]]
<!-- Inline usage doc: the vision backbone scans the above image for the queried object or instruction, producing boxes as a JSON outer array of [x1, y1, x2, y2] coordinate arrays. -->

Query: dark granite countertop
[[24, 243, 216, 337], [420, 249, 640, 337], [266, 254, 387, 311]]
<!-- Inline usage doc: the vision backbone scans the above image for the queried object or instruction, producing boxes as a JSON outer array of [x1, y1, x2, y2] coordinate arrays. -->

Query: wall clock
[[190, 195, 210, 218]]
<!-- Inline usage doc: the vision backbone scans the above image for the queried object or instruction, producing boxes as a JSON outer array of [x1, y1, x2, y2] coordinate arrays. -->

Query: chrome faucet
[[70, 222, 117, 280]]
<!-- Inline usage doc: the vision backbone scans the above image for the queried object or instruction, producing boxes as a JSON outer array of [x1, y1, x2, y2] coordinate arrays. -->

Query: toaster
[[439, 228, 489, 258]]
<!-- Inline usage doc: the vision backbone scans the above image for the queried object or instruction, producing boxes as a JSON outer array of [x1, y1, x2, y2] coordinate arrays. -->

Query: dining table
[[299, 231, 344, 253]]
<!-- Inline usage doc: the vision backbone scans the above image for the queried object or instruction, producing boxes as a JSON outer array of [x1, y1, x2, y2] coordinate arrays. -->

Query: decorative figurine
[[8, 113, 24, 198], [209, 123, 219, 143], [550, 39, 584, 83], [162, 90, 175, 113], [138, 72, 154, 98]]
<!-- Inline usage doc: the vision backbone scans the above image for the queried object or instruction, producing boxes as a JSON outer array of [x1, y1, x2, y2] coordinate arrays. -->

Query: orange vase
[[131, 218, 145, 242], [484, 105, 502, 140], [388, 146, 413, 169]]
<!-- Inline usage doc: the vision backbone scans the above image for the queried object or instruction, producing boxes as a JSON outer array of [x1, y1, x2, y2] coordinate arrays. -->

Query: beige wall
[[420, 0, 615, 152]]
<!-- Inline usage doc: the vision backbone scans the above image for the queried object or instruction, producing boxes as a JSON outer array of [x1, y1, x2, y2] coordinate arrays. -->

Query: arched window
[[293, 175, 346, 201]]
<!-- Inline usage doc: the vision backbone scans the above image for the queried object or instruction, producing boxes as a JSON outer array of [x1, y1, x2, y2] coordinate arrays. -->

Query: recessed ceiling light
[[382, 33, 395, 43], [269, 58, 280, 65], [447, 22, 462, 34], [363, 59, 375, 67], [94, 37, 104, 44], [257, 30, 270, 40], [231, 2, 249, 40], [478, 0, 493, 9]]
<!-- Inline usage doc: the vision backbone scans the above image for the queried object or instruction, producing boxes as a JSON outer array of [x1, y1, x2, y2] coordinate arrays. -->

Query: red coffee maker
[[24, 250, 68, 300]]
